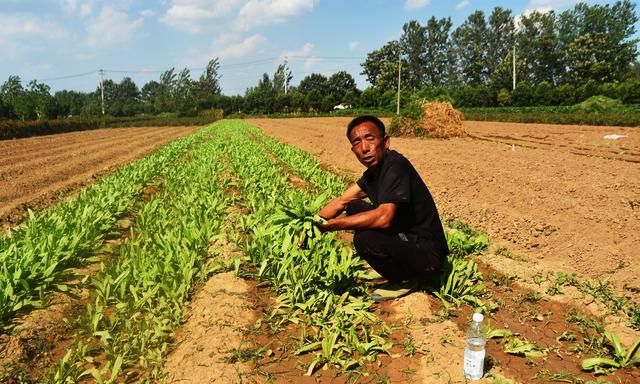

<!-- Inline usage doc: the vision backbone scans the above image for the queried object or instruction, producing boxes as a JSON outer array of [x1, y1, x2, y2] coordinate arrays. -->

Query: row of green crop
[[0, 115, 219, 140], [49, 128, 230, 382], [0, 132, 201, 327], [254, 129, 346, 197], [219, 121, 391, 371]]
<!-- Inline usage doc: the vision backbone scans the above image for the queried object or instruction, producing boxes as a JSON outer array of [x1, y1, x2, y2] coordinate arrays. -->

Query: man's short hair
[[346, 115, 386, 139]]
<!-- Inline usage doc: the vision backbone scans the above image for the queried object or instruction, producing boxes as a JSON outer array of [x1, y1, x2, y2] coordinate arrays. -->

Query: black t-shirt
[[356, 150, 449, 257]]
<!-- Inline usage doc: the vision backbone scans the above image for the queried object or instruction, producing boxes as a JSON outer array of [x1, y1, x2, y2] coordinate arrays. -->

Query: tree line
[[0, 1, 638, 121]]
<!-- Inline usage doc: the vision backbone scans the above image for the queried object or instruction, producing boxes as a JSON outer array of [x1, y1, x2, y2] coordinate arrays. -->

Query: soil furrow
[[0, 126, 174, 168], [0, 126, 200, 228]]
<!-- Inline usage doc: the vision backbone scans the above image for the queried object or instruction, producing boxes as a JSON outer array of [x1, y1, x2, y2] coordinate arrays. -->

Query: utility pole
[[396, 54, 401, 115], [99, 69, 105, 115], [512, 46, 516, 90]]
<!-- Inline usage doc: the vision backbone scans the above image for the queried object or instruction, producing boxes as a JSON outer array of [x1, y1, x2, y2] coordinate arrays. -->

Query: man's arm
[[317, 183, 397, 232], [317, 183, 367, 220]]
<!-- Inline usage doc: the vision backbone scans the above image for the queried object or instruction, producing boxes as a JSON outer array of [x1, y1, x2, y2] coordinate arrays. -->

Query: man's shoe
[[369, 280, 419, 302]]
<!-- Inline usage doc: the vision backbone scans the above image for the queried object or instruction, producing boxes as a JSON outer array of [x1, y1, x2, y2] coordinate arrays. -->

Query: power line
[[38, 71, 97, 82]]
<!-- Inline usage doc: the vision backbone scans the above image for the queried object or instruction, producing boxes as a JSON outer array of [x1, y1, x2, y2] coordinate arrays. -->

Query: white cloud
[[280, 42, 316, 68], [86, 6, 144, 47], [215, 34, 267, 60], [404, 0, 430, 10], [455, 0, 469, 10], [140, 9, 157, 17], [348, 41, 359, 51], [526, 0, 581, 13], [0, 13, 68, 39], [161, 0, 245, 33], [236, 0, 316, 30], [162, 0, 316, 33], [61, 0, 96, 17], [0, 13, 68, 60]]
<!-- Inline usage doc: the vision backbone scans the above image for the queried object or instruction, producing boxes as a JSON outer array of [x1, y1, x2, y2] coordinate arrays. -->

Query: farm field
[[0, 119, 638, 383], [248, 118, 640, 294], [0, 126, 200, 230]]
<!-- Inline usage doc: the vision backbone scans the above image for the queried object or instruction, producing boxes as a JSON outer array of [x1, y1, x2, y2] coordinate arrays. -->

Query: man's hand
[[317, 184, 367, 222]]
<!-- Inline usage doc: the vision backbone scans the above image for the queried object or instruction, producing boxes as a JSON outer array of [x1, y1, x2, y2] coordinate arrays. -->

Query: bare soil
[[163, 272, 256, 383], [0, 126, 200, 229]]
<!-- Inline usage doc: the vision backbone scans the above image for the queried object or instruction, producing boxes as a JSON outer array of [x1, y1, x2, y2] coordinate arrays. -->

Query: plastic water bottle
[[463, 312, 486, 381]]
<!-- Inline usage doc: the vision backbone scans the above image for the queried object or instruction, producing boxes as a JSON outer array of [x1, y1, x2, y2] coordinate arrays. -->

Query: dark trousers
[[347, 200, 443, 282]]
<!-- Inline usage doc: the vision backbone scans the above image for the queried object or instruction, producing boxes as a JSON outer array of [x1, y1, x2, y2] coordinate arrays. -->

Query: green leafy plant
[[581, 332, 640, 374]]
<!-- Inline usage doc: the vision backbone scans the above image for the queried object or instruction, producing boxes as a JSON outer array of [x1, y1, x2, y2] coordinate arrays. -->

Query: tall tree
[[27, 80, 53, 120], [487, 7, 515, 81], [423, 16, 453, 86], [198, 58, 222, 95], [140, 80, 161, 113], [452, 11, 489, 85], [1, 76, 25, 119], [175, 68, 194, 115], [298, 73, 328, 96], [327, 71, 357, 102], [156, 68, 177, 113], [54, 90, 88, 117], [399, 20, 427, 90], [517, 10, 561, 85], [361, 40, 402, 91], [560, 1, 639, 83]]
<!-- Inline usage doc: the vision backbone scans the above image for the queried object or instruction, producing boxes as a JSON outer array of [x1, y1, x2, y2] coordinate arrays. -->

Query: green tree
[[517, 10, 561, 85], [305, 89, 323, 112], [54, 90, 88, 117], [194, 58, 222, 111], [511, 81, 533, 106], [156, 68, 177, 113], [175, 68, 194, 115], [452, 10, 489, 85], [298, 73, 328, 97], [1, 76, 26, 120], [497, 88, 512, 106], [359, 87, 381, 108], [559, 1, 638, 84], [27, 80, 53, 120], [399, 20, 427, 90], [361, 40, 401, 91], [424, 16, 454, 86], [245, 73, 276, 114], [327, 71, 357, 103], [141, 80, 161, 114], [487, 7, 515, 82]]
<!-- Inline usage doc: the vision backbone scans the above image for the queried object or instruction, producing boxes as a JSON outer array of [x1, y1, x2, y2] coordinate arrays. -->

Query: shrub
[[574, 96, 624, 113], [497, 88, 512, 107]]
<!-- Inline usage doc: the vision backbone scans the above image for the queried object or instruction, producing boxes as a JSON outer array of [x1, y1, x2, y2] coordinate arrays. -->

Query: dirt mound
[[419, 101, 465, 138]]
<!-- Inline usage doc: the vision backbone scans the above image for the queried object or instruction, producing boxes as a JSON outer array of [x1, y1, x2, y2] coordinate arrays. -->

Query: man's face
[[348, 121, 389, 168]]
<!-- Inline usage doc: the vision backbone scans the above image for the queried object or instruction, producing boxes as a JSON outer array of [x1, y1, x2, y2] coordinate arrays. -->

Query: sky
[[0, 0, 625, 95]]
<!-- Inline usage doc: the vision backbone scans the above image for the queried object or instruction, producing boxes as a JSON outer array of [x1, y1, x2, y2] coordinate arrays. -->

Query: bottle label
[[463, 349, 485, 379]]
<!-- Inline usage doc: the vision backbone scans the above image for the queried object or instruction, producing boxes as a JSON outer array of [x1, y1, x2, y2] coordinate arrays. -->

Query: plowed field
[[247, 118, 640, 293], [0, 126, 200, 229]]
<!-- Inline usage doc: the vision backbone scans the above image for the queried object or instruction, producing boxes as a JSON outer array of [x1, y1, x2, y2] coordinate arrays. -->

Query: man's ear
[[384, 135, 390, 149]]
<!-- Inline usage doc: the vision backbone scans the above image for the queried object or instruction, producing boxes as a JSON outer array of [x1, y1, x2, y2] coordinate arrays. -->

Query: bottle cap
[[472, 313, 484, 322]]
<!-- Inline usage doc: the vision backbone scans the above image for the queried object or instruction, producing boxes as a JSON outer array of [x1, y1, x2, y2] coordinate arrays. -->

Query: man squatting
[[317, 115, 449, 300]]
